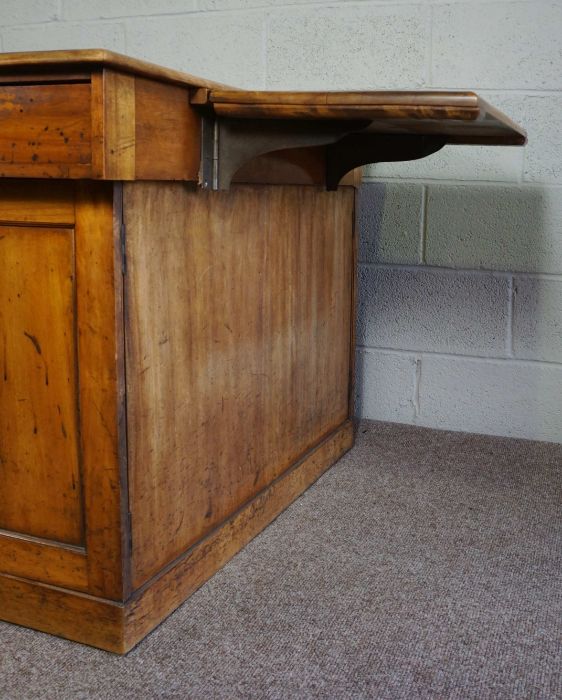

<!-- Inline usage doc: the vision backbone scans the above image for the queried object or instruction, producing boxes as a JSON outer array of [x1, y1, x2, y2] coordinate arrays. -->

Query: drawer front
[[0, 83, 92, 177]]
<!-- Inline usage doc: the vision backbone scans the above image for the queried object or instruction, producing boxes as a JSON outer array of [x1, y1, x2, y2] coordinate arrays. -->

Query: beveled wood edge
[[199, 88, 481, 108], [212, 103, 482, 121], [0, 49, 231, 90], [192, 88, 526, 145], [0, 420, 353, 654], [475, 95, 527, 139]]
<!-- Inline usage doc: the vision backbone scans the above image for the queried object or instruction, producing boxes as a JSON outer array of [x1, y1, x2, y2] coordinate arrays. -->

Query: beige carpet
[[1, 420, 561, 699]]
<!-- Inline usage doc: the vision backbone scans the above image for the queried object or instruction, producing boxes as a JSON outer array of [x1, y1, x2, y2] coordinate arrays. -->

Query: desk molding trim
[[0, 420, 353, 654]]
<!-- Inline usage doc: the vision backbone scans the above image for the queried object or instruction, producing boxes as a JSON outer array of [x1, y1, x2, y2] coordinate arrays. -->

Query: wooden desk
[[0, 50, 525, 653]]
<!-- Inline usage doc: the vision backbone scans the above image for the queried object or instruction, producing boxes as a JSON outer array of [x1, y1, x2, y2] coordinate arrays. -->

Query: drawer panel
[[0, 83, 91, 177]]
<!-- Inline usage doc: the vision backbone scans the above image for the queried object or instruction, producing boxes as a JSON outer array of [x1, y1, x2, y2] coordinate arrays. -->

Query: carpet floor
[[1, 420, 561, 699]]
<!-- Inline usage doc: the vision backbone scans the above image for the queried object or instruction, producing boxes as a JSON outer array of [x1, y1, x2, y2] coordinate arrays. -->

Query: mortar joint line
[[419, 184, 429, 264], [507, 275, 515, 358], [413, 356, 422, 420], [428, 4, 433, 86]]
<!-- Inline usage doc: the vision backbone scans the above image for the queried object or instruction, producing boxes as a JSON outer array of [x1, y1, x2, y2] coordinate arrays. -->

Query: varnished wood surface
[[0, 181, 127, 598], [124, 420, 353, 652], [94, 70, 200, 181], [0, 572, 125, 653], [232, 148, 362, 187], [196, 89, 526, 146], [0, 82, 92, 177], [0, 224, 83, 545], [124, 183, 354, 589], [0, 66, 200, 181], [195, 89, 481, 107], [0, 49, 229, 89], [0, 51, 525, 184], [215, 103, 476, 120], [0, 180, 75, 223], [0, 175, 358, 649], [0, 420, 352, 653], [0, 535, 88, 591], [74, 182, 127, 599], [134, 76, 200, 181], [99, 70, 136, 180]]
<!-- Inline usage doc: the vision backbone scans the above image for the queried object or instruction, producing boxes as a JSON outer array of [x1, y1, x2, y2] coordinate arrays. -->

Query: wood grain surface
[[0, 536, 88, 591], [0, 181, 127, 598], [74, 182, 127, 599], [0, 82, 92, 177], [0, 48, 526, 654], [197, 89, 481, 107], [124, 420, 354, 652], [134, 76, 200, 181], [101, 70, 136, 180], [0, 50, 526, 186], [124, 183, 355, 589], [194, 88, 526, 146], [0, 419, 352, 654], [0, 49, 230, 90], [0, 573, 125, 653], [0, 224, 83, 545], [0, 180, 75, 224]]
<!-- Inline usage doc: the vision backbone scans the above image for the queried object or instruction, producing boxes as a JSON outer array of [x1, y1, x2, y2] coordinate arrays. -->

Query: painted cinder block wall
[[1, 0, 560, 442]]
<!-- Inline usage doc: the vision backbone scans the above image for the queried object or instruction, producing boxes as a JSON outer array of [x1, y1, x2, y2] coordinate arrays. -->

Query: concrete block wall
[[1, 0, 560, 442]]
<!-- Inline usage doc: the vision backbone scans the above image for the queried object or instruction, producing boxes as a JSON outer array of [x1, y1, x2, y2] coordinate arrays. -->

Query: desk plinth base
[[0, 420, 352, 654]]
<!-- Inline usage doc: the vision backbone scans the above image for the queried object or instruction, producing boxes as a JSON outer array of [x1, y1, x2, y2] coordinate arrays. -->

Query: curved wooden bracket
[[200, 116, 446, 191], [325, 133, 446, 190], [200, 116, 370, 190]]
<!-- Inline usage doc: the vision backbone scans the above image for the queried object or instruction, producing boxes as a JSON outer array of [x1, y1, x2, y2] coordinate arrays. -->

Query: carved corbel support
[[199, 116, 370, 190], [199, 115, 446, 192], [325, 133, 446, 190]]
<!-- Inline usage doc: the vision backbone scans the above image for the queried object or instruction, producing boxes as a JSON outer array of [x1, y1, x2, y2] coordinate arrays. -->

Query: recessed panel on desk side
[[0, 224, 83, 545]]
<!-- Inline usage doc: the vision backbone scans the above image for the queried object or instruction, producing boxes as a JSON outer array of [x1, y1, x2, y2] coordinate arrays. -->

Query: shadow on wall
[[354, 181, 562, 441]]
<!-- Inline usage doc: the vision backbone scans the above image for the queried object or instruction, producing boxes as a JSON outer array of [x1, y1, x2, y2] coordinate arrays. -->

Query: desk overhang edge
[[192, 88, 527, 147]]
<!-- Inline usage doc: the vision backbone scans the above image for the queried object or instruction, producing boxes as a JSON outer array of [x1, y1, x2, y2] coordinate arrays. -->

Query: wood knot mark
[[23, 331, 42, 355], [23, 332, 48, 385]]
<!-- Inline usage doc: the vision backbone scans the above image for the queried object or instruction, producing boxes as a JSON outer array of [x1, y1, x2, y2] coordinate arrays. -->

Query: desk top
[[0, 49, 526, 186], [0, 48, 228, 88], [0, 49, 525, 146]]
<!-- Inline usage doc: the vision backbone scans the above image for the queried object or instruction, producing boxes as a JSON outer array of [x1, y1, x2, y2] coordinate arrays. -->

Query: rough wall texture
[[1, 0, 560, 442]]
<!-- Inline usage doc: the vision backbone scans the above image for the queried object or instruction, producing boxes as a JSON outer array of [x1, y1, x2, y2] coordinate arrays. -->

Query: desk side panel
[[124, 183, 354, 590]]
